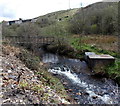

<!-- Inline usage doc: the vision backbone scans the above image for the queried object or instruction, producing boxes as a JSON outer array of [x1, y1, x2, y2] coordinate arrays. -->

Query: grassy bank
[[69, 35, 120, 85], [105, 59, 120, 85], [45, 35, 120, 85]]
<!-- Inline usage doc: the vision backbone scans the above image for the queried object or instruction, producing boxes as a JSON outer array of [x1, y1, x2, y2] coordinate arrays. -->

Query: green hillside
[[35, 8, 79, 37], [2, 2, 118, 37], [35, 2, 118, 36], [70, 2, 118, 35]]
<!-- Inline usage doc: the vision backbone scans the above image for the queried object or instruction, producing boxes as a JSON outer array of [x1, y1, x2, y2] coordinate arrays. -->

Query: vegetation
[[17, 48, 68, 98], [69, 36, 119, 57], [69, 35, 120, 84], [2, 2, 120, 85], [18, 50, 40, 70], [69, 2, 118, 35], [2, 2, 118, 36], [105, 59, 120, 85]]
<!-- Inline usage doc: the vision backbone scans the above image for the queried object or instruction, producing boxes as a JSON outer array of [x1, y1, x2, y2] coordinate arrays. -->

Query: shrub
[[17, 23, 41, 36], [17, 49, 40, 70], [105, 59, 120, 84], [91, 24, 97, 34]]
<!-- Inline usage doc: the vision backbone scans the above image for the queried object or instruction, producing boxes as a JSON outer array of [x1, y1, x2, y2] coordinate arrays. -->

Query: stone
[[92, 95, 98, 99], [20, 100, 23, 103], [68, 89, 73, 92], [3, 98, 11, 103], [74, 97, 79, 100], [3, 75, 9, 80], [84, 92, 89, 95], [21, 68, 25, 72], [1, 45, 71, 104], [8, 70, 12, 73], [63, 82, 68, 85], [76, 92, 81, 95], [85, 52, 115, 72], [39, 62, 44, 66], [2, 73, 8, 76]]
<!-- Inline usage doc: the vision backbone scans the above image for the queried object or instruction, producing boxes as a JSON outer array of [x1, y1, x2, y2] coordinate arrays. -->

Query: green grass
[[69, 37, 119, 58], [105, 59, 120, 84]]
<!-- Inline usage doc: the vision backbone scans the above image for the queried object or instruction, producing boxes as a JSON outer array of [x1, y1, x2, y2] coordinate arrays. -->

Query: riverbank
[[41, 50, 120, 104], [45, 35, 120, 85], [69, 36, 120, 85], [1, 44, 75, 104], [1, 42, 119, 104]]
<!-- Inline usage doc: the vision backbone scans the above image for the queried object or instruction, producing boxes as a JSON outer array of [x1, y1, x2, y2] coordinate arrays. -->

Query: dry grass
[[2, 45, 21, 55], [73, 35, 118, 52]]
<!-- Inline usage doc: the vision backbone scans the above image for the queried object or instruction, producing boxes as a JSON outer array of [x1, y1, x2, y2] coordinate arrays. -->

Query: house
[[9, 21, 16, 25], [31, 18, 37, 22], [15, 19, 22, 24], [22, 19, 32, 23], [3, 17, 38, 26]]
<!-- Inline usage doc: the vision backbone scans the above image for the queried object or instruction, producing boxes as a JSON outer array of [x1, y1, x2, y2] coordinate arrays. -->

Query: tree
[[17, 23, 41, 50], [17, 23, 40, 36]]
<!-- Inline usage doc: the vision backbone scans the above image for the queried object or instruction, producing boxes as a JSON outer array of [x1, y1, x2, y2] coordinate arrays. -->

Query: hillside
[[70, 2, 118, 35], [34, 2, 118, 36], [35, 8, 79, 36], [2, 2, 118, 37]]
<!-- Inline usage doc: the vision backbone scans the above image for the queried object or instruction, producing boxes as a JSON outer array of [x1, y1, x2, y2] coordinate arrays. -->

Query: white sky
[[0, 0, 108, 22]]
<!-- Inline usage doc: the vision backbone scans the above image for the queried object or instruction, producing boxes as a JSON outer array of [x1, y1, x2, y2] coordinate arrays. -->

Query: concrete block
[[85, 52, 115, 71]]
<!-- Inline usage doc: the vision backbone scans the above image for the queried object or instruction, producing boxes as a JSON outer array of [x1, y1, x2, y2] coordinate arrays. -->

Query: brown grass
[[73, 35, 118, 52], [2, 45, 21, 55]]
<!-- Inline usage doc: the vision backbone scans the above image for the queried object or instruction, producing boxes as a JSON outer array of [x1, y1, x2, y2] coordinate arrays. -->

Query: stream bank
[[41, 52, 120, 104], [44, 43, 85, 59], [2, 44, 120, 104], [1, 45, 73, 104], [45, 43, 120, 85]]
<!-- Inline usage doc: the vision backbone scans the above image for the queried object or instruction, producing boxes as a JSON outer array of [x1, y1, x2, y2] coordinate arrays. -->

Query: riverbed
[[41, 52, 120, 104]]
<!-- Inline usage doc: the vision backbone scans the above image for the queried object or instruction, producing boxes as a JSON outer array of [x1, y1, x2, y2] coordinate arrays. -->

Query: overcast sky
[[0, 0, 118, 22]]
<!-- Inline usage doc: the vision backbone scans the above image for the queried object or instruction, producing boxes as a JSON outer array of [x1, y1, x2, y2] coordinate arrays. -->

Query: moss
[[105, 59, 120, 84], [31, 84, 44, 94], [19, 80, 29, 89], [36, 70, 67, 97]]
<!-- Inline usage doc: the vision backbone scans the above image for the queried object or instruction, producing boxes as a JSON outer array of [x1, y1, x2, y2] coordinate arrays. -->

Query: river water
[[42, 53, 120, 104]]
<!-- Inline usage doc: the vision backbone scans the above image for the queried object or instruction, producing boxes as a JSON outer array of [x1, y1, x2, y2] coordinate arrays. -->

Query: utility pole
[[79, 2, 84, 50]]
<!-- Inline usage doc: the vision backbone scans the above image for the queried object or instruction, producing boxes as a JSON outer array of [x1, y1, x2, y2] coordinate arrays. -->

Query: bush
[[105, 59, 120, 84], [2, 26, 16, 37], [17, 23, 41, 36], [69, 2, 118, 35], [17, 49, 40, 70], [91, 24, 97, 34]]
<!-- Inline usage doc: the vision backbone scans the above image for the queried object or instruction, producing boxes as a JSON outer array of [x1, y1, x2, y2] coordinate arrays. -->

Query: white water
[[48, 66, 114, 104], [42, 53, 58, 63]]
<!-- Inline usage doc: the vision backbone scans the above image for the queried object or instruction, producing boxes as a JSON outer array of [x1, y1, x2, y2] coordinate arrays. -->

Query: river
[[41, 52, 120, 104]]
